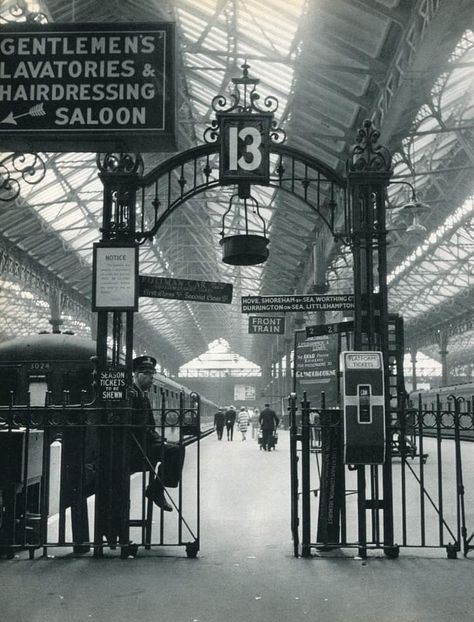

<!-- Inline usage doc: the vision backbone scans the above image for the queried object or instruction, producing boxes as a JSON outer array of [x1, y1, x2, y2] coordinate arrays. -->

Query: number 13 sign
[[218, 113, 272, 185]]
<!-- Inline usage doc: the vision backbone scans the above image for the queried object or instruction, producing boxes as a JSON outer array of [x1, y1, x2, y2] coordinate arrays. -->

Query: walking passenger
[[237, 406, 250, 441], [251, 408, 259, 439], [225, 405, 237, 441], [259, 403, 280, 451], [214, 406, 225, 440]]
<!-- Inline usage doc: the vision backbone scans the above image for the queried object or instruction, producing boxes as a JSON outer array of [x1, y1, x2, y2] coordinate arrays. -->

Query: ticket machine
[[340, 351, 385, 464]]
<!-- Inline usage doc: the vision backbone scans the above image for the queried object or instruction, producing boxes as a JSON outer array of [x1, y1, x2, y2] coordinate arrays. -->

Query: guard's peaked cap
[[133, 355, 157, 372]]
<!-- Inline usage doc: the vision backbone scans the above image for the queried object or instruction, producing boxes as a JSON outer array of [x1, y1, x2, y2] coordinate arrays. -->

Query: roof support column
[[410, 345, 418, 392], [93, 152, 143, 557], [436, 329, 449, 386], [347, 120, 394, 557]]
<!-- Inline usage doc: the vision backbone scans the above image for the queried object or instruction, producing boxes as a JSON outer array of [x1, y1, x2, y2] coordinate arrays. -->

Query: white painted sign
[[92, 244, 138, 310]]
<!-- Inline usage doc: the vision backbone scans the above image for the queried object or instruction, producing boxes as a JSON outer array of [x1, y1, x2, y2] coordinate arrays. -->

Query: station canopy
[[1, 0, 474, 375]]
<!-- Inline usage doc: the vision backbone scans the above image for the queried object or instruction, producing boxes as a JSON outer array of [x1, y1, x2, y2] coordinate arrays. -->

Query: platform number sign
[[218, 113, 272, 185]]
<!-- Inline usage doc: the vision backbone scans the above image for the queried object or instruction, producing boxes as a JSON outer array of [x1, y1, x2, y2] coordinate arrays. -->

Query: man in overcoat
[[259, 403, 280, 451]]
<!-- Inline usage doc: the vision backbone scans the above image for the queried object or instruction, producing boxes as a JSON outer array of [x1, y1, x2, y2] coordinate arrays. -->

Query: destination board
[[241, 294, 354, 313], [139, 275, 233, 304], [0, 22, 176, 152], [306, 321, 354, 338]]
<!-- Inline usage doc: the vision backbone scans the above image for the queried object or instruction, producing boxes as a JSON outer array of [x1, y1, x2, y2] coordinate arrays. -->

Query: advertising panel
[[294, 330, 338, 385], [234, 385, 256, 401]]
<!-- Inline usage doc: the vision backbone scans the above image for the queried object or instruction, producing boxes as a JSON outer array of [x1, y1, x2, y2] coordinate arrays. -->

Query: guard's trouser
[[132, 437, 185, 495]]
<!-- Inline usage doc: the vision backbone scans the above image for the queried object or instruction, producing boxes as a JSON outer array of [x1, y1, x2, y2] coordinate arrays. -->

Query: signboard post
[[0, 22, 176, 152]]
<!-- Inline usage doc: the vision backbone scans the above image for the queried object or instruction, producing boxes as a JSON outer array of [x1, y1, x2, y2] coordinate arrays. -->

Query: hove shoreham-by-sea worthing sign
[[0, 22, 176, 152]]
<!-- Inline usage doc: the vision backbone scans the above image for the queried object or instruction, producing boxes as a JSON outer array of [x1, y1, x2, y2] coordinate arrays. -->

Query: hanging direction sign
[[139, 275, 233, 304], [241, 294, 354, 314], [248, 316, 285, 334], [0, 22, 176, 152], [306, 321, 354, 338]]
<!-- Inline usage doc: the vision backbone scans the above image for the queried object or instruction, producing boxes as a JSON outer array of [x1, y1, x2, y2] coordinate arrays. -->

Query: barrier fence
[[289, 393, 474, 559], [0, 394, 212, 559]]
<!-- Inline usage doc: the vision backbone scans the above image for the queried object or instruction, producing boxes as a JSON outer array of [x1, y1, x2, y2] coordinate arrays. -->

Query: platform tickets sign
[[0, 22, 176, 152]]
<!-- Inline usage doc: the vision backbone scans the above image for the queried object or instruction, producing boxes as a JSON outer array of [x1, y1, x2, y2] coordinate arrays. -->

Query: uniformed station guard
[[131, 355, 185, 512]]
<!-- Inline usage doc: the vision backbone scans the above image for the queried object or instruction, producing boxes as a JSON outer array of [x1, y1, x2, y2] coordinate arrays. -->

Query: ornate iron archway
[[134, 141, 346, 246]]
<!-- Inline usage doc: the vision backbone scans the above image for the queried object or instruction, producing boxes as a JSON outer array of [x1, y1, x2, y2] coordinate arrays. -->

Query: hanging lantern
[[220, 192, 269, 265]]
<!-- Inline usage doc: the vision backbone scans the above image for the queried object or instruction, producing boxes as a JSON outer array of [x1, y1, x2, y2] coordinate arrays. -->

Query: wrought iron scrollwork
[[96, 152, 144, 176], [0, 3, 48, 24], [348, 119, 392, 174], [203, 62, 286, 144], [0, 152, 47, 202]]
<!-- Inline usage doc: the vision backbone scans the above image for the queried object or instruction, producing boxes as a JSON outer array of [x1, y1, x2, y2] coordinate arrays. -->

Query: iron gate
[[0, 395, 210, 560], [289, 393, 473, 558]]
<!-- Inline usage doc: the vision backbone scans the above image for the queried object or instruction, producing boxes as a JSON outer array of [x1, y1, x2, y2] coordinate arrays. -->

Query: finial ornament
[[203, 63, 286, 145], [348, 119, 392, 174], [96, 153, 144, 175]]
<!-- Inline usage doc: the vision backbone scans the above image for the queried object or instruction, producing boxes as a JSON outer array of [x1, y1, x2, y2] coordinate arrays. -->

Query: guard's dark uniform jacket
[[131, 384, 184, 488]]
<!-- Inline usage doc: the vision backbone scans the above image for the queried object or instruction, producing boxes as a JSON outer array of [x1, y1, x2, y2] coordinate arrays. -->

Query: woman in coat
[[237, 406, 250, 441]]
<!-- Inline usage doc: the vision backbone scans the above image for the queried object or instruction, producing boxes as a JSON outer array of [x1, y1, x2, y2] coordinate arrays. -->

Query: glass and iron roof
[[1, 0, 474, 374]]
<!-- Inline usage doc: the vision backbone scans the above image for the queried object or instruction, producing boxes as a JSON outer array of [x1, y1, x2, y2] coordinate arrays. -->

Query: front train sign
[[248, 316, 285, 334], [0, 22, 176, 152]]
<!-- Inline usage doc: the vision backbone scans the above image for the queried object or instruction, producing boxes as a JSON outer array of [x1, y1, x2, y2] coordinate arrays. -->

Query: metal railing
[[289, 393, 473, 559], [0, 395, 212, 560]]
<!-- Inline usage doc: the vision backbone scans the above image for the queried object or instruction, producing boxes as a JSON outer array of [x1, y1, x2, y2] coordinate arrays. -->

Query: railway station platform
[[1, 429, 473, 622]]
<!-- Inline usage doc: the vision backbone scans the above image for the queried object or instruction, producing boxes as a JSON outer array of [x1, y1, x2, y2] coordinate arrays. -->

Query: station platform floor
[[1, 429, 473, 622]]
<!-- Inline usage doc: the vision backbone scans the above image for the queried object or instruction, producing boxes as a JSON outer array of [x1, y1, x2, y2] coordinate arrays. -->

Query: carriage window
[[0, 367, 19, 405], [29, 376, 48, 406], [62, 369, 93, 403]]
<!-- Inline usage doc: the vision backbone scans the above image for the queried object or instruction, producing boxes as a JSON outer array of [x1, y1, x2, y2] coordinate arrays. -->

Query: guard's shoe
[[145, 487, 173, 512]]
